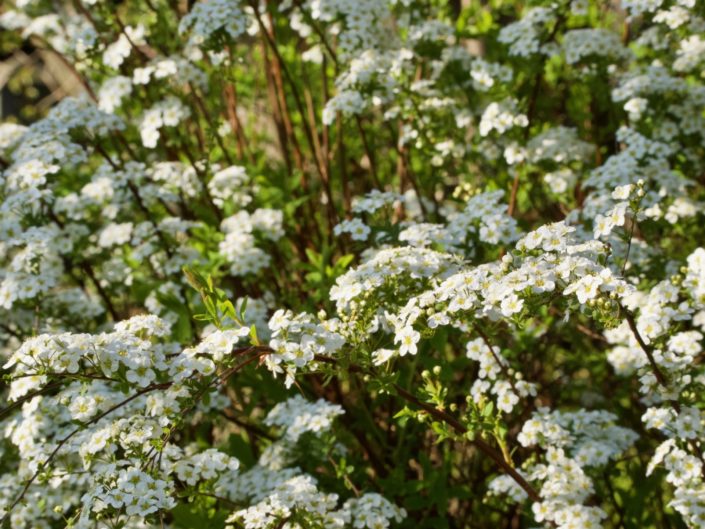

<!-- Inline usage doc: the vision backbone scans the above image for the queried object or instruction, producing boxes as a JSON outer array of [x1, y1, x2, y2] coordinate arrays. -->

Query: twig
[[622, 308, 668, 387], [312, 355, 543, 503], [0, 382, 171, 524], [392, 384, 542, 503], [474, 326, 519, 395]]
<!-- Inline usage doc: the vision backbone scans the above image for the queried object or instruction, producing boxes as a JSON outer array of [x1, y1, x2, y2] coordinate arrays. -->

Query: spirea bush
[[0, 0, 704, 528]]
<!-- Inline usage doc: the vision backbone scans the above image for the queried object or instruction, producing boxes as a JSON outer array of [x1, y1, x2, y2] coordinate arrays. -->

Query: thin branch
[[622, 308, 668, 387], [312, 355, 542, 503], [392, 384, 542, 503], [474, 325, 518, 394], [0, 382, 171, 524]]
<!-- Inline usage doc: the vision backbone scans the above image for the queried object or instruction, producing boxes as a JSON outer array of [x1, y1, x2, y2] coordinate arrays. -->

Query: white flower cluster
[[103, 25, 146, 70], [178, 0, 250, 48], [444, 190, 520, 246], [351, 190, 402, 214], [98, 76, 132, 114], [227, 473, 343, 529], [527, 127, 595, 165], [266, 310, 346, 386], [468, 58, 513, 92], [219, 208, 284, 276], [498, 7, 555, 57], [479, 98, 528, 137], [264, 395, 344, 442], [465, 338, 536, 413], [329, 246, 460, 316], [323, 49, 403, 125], [300, 0, 393, 59], [139, 97, 190, 148], [208, 165, 252, 207], [509, 409, 637, 528], [0, 312, 259, 526], [173, 448, 240, 486], [334, 218, 371, 241], [218, 394, 404, 529], [87, 466, 175, 518], [342, 493, 407, 529], [561, 28, 631, 65]]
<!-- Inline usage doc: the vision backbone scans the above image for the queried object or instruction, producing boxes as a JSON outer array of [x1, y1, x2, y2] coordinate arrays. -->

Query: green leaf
[[239, 297, 248, 320], [249, 324, 259, 345], [183, 266, 208, 292]]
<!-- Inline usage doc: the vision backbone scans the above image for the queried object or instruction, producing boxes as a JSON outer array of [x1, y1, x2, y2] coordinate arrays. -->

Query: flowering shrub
[[0, 0, 704, 528]]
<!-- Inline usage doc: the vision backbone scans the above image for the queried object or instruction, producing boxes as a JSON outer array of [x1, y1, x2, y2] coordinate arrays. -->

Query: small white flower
[[396, 327, 420, 356]]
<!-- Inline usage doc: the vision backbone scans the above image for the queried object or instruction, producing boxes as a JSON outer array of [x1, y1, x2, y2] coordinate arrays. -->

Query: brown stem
[[32, 37, 97, 101], [508, 14, 565, 218], [259, 25, 306, 175], [622, 308, 668, 387], [0, 382, 65, 421], [253, 1, 335, 196], [188, 82, 233, 164], [355, 116, 381, 189], [47, 189, 121, 321], [393, 384, 542, 503], [260, 40, 295, 174], [0, 382, 171, 525], [303, 85, 338, 229], [336, 112, 352, 214], [222, 67, 251, 163], [474, 326, 519, 395], [79, 262, 121, 321], [311, 355, 542, 503]]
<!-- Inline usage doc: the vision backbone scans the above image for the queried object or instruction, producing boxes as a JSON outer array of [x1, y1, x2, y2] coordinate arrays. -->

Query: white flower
[[612, 184, 633, 200], [567, 275, 603, 304], [395, 327, 420, 356], [372, 348, 396, 365], [500, 293, 524, 317]]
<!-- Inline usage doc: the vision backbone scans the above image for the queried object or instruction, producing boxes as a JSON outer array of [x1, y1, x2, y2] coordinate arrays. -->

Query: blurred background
[[0, 29, 81, 123]]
